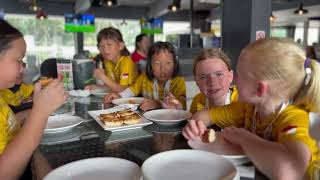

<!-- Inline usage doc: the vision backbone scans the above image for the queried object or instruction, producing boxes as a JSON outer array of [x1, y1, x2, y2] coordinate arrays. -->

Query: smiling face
[[98, 38, 124, 62], [195, 58, 233, 103], [151, 50, 175, 83], [0, 38, 25, 89]]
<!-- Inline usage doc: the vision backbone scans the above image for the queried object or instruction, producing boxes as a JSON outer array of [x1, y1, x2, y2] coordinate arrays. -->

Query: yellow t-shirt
[[129, 74, 187, 109], [0, 83, 33, 106], [103, 56, 138, 86], [209, 102, 319, 177], [189, 86, 238, 114], [0, 95, 21, 153]]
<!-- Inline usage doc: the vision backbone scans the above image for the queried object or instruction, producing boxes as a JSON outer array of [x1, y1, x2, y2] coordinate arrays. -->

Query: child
[[131, 33, 150, 64], [182, 38, 320, 179], [105, 41, 186, 111], [190, 48, 238, 114], [0, 19, 67, 179], [85, 27, 138, 93]]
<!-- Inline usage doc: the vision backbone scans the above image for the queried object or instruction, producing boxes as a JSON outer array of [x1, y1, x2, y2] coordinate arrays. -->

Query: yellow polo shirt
[[209, 102, 319, 177], [0, 95, 21, 153], [189, 86, 238, 114], [103, 56, 138, 87], [0, 83, 33, 106], [129, 74, 187, 109]]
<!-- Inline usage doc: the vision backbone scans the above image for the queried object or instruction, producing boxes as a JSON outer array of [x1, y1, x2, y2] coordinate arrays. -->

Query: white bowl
[[142, 149, 239, 180], [44, 157, 141, 180], [188, 136, 249, 166]]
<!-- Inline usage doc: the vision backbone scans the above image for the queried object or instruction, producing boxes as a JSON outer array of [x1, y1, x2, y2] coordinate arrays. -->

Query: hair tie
[[304, 57, 312, 85], [304, 57, 311, 68]]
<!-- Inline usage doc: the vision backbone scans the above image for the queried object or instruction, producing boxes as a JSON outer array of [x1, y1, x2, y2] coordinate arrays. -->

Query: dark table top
[[32, 96, 268, 180]]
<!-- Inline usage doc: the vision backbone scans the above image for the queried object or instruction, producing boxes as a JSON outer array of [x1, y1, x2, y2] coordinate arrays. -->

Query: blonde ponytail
[[294, 60, 320, 112]]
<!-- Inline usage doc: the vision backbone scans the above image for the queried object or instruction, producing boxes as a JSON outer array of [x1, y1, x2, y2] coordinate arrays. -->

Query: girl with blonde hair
[[183, 38, 320, 179]]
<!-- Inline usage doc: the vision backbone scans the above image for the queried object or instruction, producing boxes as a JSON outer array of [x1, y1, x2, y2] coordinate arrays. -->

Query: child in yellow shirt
[[105, 42, 186, 111], [189, 48, 238, 114], [85, 27, 138, 92], [183, 38, 320, 179], [0, 19, 67, 179]]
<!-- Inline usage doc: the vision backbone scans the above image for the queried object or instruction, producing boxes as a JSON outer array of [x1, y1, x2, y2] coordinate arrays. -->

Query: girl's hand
[[162, 92, 183, 110], [221, 127, 258, 146], [140, 98, 162, 111], [32, 80, 67, 116], [104, 92, 121, 104], [93, 68, 106, 81], [182, 119, 207, 141]]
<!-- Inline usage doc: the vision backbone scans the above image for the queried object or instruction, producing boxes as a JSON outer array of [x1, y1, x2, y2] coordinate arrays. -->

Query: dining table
[[31, 95, 268, 180]]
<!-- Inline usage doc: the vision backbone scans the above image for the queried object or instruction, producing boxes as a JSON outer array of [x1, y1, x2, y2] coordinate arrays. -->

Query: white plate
[[188, 135, 249, 166], [88, 107, 152, 132], [45, 115, 83, 134], [142, 149, 239, 180], [68, 90, 91, 97], [309, 112, 320, 141], [143, 109, 192, 125], [112, 97, 145, 106], [44, 157, 141, 180], [90, 87, 110, 97]]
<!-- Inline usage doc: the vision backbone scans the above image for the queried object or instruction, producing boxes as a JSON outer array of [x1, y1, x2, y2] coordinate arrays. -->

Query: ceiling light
[[102, 0, 118, 7], [270, 13, 276, 22], [36, 10, 47, 20], [29, 0, 41, 12], [294, 2, 308, 15], [168, 0, 181, 12]]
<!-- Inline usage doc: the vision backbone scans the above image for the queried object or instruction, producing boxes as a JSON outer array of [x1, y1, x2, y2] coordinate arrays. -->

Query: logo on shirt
[[122, 73, 129, 79], [281, 125, 297, 135]]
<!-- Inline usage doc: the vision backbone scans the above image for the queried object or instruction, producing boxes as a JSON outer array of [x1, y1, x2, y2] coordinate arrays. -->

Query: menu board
[[56, 59, 74, 90]]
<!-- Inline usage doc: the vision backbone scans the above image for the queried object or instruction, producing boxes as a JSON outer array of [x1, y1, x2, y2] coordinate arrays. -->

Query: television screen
[[64, 13, 95, 33], [140, 18, 163, 34]]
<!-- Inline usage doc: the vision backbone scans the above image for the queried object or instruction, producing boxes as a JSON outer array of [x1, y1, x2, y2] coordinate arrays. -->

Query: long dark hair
[[135, 33, 147, 51], [97, 27, 130, 56], [0, 19, 23, 55], [146, 41, 180, 80]]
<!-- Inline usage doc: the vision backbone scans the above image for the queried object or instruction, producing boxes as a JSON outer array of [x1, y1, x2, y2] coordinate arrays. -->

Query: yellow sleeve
[[0, 101, 20, 154], [209, 102, 247, 128], [129, 74, 145, 96], [119, 57, 138, 86], [276, 106, 318, 162], [189, 93, 205, 114], [19, 83, 34, 99], [0, 113, 7, 153], [170, 76, 186, 110]]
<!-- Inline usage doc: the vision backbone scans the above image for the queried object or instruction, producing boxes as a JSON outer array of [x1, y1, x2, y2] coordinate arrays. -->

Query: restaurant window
[[83, 18, 141, 56], [5, 14, 75, 67]]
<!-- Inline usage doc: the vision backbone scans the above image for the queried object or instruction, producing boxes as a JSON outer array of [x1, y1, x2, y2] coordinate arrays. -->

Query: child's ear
[[229, 70, 234, 83], [119, 42, 125, 51], [257, 81, 268, 97]]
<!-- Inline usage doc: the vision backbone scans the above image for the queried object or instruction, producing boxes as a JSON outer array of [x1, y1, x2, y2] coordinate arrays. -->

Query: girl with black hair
[[0, 19, 66, 179], [85, 27, 138, 93], [105, 41, 186, 111]]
